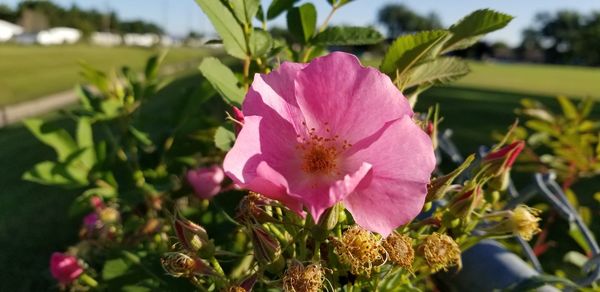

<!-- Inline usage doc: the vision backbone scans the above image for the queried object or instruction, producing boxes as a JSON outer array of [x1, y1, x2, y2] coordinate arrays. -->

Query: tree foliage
[[377, 4, 442, 38]]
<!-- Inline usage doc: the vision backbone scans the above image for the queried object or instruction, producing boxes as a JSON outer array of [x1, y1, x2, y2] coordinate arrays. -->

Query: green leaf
[[287, 3, 317, 43], [249, 29, 273, 57], [266, 0, 299, 20], [380, 30, 449, 76], [128, 126, 153, 147], [23, 160, 88, 187], [230, 0, 260, 24], [24, 119, 78, 161], [556, 95, 579, 120], [312, 26, 383, 46], [198, 57, 245, 107], [444, 9, 513, 52], [327, 0, 353, 7], [144, 52, 166, 81], [102, 258, 131, 280], [403, 57, 470, 89], [214, 126, 236, 151], [76, 117, 96, 168], [195, 0, 247, 59]]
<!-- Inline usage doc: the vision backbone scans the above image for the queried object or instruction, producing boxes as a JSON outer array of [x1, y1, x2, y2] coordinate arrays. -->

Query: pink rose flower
[[223, 52, 435, 236], [187, 165, 225, 199], [50, 252, 83, 284]]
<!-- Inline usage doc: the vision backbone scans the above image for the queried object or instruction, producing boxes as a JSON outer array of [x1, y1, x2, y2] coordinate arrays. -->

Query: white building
[[91, 32, 122, 46], [37, 27, 81, 45], [0, 20, 23, 42], [123, 33, 159, 47], [16, 27, 81, 45]]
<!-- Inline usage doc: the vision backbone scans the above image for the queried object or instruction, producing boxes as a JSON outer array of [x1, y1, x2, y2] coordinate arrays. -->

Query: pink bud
[[186, 165, 225, 199], [232, 106, 245, 135], [50, 252, 83, 284], [83, 212, 100, 229], [483, 141, 525, 176], [90, 196, 104, 210]]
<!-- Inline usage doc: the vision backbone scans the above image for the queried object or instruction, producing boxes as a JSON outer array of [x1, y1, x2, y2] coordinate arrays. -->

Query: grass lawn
[[362, 57, 600, 99], [455, 62, 600, 99], [0, 44, 210, 106]]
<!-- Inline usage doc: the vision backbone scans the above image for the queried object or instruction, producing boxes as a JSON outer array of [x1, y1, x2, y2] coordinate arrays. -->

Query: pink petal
[[244, 62, 307, 133], [294, 52, 413, 144], [223, 115, 303, 212], [345, 116, 435, 184], [342, 116, 435, 236], [344, 176, 427, 237]]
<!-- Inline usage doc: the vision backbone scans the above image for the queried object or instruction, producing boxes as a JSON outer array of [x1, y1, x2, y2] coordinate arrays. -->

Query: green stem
[[209, 256, 225, 277], [79, 273, 98, 287]]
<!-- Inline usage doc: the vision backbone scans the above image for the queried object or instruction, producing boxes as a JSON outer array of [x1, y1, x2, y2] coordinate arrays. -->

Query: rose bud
[[481, 141, 525, 177], [448, 183, 483, 221], [50, 252, 83, 284], [427, 155, 475, 202], [231, 106, 245, 135], [186, 165, 225, 199], [173, 212, 214, 257], [250, 225, 282, 267]]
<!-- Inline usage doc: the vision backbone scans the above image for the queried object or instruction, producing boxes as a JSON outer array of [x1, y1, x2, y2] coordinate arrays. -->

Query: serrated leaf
[[287, 3, 317, 43], [249, 29, 273, 57], [266, 0, 299, 20], [230, 0, 260, 24], [312, 26, 383, 46], [403, 57, 470, 89], [199, 57, 245, 107], [380, 30, 449, 76], [214, 126, 236, 151], [24, 119, 78, 161], [444, 9, 513, 52], [195, 0, 247, 59]]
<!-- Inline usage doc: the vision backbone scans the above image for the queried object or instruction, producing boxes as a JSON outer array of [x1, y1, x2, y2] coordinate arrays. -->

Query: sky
[[2, 0, 600, 45]]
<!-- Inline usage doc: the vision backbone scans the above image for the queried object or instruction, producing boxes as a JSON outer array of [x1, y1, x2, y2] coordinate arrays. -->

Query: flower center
[[297, 121, 351, 175], [302, 144, 337, 174]]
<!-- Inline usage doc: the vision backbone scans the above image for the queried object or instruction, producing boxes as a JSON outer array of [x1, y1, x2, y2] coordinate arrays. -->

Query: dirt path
[[0, 60, 199, 128]]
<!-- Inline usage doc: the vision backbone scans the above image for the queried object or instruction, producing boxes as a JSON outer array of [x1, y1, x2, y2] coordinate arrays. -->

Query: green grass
[[362, 58, 600, 99], [0, 44, 210, 106], [455, 62, 600, 99]]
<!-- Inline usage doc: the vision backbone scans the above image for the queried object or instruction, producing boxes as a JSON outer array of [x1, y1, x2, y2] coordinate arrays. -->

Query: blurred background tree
[[377, 4, 442, 38]]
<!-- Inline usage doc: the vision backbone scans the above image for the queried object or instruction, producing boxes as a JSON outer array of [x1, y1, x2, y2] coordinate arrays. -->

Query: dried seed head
[[282, 262, 324, 292], [382, 233, 414, 269], [226, 286, 246, 292], [333, 225, 384, 277], [237, 192, 275, 223], [510, 205, 541, 240], [422, 233, 461, 272], [160, 252, 197, 278]]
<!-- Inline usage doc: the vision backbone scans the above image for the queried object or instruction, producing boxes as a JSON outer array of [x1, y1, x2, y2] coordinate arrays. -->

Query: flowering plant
[[22, 1, 595, 291]]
